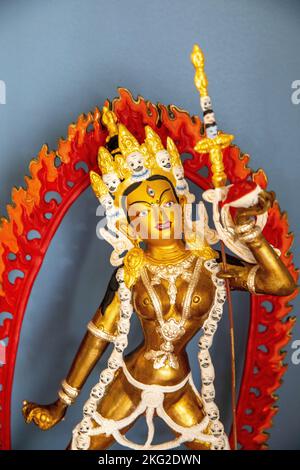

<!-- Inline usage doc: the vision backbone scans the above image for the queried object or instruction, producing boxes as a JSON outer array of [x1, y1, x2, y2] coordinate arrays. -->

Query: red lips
[[156, 221, 172, 231]]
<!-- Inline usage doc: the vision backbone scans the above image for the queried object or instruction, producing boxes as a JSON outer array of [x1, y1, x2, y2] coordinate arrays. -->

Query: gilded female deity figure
[[21, 46, 296, 451]]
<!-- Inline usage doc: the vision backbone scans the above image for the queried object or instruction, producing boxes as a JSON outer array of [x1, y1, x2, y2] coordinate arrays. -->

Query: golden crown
[[97, 146, 117, 175], [89, 110, 190, 206], [144, 126, 164, 156]]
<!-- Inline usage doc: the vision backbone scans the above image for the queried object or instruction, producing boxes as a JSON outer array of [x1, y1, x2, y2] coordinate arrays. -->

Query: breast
[[132, 266, 216, 322]]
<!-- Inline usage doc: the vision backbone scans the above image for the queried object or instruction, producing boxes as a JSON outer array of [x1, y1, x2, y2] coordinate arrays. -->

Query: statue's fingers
[[25, 407, 36, 423], [33, 411, 50, 428], [22, 402, 33, 421], [257, 195, 272, 213], [258, 191, 275, 210]]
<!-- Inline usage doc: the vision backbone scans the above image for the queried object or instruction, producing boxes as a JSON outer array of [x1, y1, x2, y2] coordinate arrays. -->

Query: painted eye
[[139, 210, 148, 217], [146, 186, 155, 197], [163, 201, 174, 208]]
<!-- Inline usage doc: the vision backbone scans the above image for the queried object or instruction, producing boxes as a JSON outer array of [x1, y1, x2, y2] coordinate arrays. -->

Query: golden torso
[[125, 255, 216, 386]]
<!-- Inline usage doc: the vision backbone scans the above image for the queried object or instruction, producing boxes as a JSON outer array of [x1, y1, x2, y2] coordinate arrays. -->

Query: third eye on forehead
[[127, 201, 180, 220]]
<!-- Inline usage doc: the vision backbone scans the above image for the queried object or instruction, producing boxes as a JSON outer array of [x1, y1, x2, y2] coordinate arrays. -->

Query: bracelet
[[239, 226, 262, 243], [61, 380, 79, 400], [58, 389, 74, 406], [247, 264, 260, 294], [87, 321, 116, 342]]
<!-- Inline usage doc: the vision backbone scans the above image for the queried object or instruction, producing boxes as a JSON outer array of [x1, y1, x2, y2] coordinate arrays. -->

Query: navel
[[192, 295, 201, 304], [143, 297, 150, 306]]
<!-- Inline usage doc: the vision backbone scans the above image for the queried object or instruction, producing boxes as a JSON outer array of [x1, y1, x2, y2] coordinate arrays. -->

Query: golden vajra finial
[[190, 44, 208, 97], [191, 44, 234, 189]]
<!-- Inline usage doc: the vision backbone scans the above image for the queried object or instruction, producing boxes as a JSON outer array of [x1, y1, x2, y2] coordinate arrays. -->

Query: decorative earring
[[133, 234, 142, 247]]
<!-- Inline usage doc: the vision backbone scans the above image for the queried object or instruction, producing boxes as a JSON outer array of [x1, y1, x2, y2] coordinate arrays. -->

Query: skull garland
[[71, 266, 135, 450], [197, 259, 228, 449]]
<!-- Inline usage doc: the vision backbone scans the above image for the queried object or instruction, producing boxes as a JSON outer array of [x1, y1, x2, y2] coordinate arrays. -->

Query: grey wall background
[[0, 0, 299, 450]]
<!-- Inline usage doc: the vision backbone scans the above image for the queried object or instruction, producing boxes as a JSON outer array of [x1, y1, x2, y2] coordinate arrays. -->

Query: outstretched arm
[[217, 191, 297, 296], [22, 269, 121, 430]]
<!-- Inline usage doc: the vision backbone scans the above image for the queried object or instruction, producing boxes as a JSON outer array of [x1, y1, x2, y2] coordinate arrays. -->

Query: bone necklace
[[141, 254, 202, 369]]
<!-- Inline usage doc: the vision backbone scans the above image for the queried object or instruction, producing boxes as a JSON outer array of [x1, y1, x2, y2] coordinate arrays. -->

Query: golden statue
[[22, 46, 296, 451]]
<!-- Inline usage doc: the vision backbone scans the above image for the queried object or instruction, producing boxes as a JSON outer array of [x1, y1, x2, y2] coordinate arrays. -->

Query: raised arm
[[217, 191, 297, 296], [22, 269, 121, 430]]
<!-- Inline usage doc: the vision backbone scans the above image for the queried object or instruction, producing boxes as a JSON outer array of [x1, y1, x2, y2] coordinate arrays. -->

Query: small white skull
[[201, 383, 215, 403], [83, 400, 97, 417], [119, 298, 132, 310], [127, 152, 146, 176], [211, 307, 222, 322], [173, 165, 184, 181], [198, 350, 211, 368], [211, 436, 226, 450], [156, 150, 171, 170], [115, 334, 128, 352], [205, 259, 218, 270], [100, 193, 114, 211], [100, 369, 114, 385], [203, 321, 217, 336], [120, 309, 131, 320], [215, 277, 225, 287], [202, 366, 215, 386], [108, 351, 122, 370], [79, 418, 92, 434], [198, 335, 212, 350], [120, 303, 133, 317], [200, 96, 212, 111], [91, 383, 105, 399], [210, 420, 224, 437], [216, 290, 226, 304], [103, 172, 120, 193], [116, 268, 125, 283], [118, 287, 131, 302], [206, 402, 220, 421], [118, 319, 130, 335]]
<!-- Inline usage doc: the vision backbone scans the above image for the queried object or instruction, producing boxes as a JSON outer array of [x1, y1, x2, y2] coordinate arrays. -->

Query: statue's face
[[125, 178, 183, 244]]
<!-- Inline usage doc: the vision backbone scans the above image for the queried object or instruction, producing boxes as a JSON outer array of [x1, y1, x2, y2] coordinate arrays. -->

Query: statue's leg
[[66, 368, 142, 450], [164, 383, 211, 451]]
